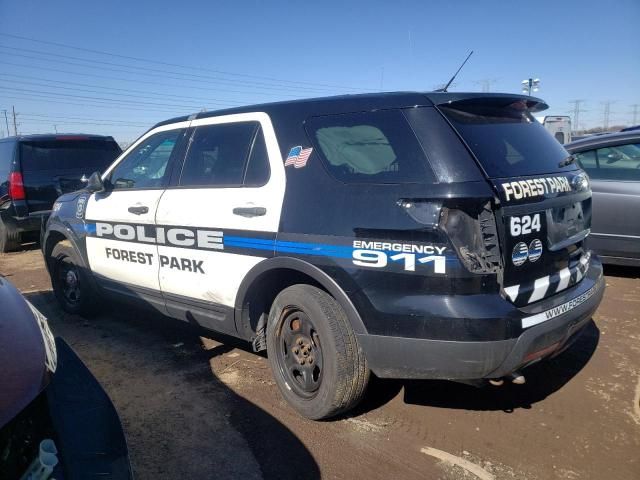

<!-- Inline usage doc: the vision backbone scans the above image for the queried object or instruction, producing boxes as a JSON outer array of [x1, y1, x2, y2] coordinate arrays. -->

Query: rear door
[[574, 141, 640, 261], [155, 112, 285, 334], [18, 137, 121, 213], [84, 124, 189, 303], [438, 98, 592, 306]]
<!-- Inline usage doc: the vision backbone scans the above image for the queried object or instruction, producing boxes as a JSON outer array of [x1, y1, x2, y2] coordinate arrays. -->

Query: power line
[[601, 100, 615, 129], [1, 93, 189, 115], [0, 45, 351, 95], [568, 100, 586, 131], [630, 104, 639, 125], [0, 75, 243, 107], [0, 59, 302, 100], [17, 112, 152, 125], [0, 31, 366, 91], [0, 85, 206, 110]]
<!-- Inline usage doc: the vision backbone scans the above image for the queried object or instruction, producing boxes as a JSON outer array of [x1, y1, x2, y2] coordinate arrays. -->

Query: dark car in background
[[0, 134, 121, 252], [566, 131, 640, 266], [0, 276, 132, 479]]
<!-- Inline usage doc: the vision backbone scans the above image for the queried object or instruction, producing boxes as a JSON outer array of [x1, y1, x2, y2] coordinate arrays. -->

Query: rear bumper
[[0, 210, 47, 235], [358, 256, 604, 379]]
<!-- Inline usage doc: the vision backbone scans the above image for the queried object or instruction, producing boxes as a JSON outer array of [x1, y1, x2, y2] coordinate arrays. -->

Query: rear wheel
[[266, 284, 369, 420], [0, 220, 21, 253], [50, 241, 99, 316]]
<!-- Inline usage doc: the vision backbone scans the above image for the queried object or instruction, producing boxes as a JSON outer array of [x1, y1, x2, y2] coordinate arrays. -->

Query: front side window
[[179, 122, 259, 187], [575, 149, 597, 170], [306, 110, 433, 184], [109, 130, 182, 190]]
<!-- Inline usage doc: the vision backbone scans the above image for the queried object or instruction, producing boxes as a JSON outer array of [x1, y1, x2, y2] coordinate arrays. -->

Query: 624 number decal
[[510, 214, 541, 237]]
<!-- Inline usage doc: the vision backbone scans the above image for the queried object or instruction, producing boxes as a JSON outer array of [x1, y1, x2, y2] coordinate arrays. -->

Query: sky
[[0, 0, 638, 144]]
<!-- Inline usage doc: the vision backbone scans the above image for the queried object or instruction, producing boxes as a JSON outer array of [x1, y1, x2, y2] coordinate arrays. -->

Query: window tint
[[575, 150, 597, 169], [19, 140, 120, 173], [306, 110, 433, 184], [439, 99, 576, 177], [593, 143, 640, 180], [109, 129, 182, 190], [180, 122, 258, 187], [244, 126, 270, 186]]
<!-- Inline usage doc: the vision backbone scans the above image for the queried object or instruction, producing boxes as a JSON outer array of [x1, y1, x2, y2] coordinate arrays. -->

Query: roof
[[565, 130, 640, 151], [0, 133, 117, 143], [151, 91, 548, 129]]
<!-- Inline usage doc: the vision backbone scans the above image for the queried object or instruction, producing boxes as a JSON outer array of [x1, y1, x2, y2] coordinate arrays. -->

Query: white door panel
[[156, 112, 286, 307], [85, 190, 165, 290], [157, 247, 264, 307]]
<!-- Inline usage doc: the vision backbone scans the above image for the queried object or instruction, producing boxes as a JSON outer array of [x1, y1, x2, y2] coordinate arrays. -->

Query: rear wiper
[[558, 154, 577, 168]]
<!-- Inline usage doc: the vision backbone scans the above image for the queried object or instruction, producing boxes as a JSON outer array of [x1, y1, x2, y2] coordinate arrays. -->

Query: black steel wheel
[[274, 308, 324, 398], [50, 241, 99, 316], [266, 284, 369, 420]]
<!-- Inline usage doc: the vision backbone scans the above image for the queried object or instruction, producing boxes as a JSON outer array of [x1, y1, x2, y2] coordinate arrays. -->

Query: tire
[[50, 241, 100, 316], [0, 220, 21, 253], [266, 284, 370, 420]]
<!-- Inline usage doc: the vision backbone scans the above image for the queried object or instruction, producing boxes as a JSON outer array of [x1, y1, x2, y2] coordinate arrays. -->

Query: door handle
[[233, 207, 267, 218], [128, 205, 149, 215]]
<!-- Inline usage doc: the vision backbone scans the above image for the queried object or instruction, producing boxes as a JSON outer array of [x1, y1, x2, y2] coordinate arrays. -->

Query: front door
[[85, 125, 189, 306]]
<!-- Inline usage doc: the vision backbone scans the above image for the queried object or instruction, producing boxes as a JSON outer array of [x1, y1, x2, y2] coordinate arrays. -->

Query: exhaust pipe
[[488, 372, 526, 387], [508, 372, 526, 385]]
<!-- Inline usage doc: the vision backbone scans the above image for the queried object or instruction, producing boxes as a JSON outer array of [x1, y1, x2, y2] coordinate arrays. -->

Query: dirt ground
[[1, 247, 639, 480]]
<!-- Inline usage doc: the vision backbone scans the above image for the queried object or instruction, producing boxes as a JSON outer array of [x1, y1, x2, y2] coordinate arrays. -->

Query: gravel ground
[[1, 247, 638, 480]]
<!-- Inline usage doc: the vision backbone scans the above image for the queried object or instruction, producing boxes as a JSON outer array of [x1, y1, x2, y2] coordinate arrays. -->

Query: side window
[[244, 126, 270, 187], [595, 143, 640, 181], [306, 110, 433, 184], [575, 150, 597, 171], [109, 130, 182, 190], [180, 122, 258, 187]]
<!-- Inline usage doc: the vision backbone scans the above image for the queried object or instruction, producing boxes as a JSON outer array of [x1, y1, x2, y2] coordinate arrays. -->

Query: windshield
[[439, 100, 577, 178]]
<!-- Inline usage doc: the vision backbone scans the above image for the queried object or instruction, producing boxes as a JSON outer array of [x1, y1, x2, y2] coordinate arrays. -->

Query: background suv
[[0, 134, 121, 252]]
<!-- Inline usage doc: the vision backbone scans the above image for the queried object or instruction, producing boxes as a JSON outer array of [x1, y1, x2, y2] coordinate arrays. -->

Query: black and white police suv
[[42, 92, 604, 419]]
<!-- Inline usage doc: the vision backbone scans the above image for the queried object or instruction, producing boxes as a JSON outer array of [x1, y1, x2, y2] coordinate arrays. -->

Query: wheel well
[[44, 232, 69, 269], [238, 268, 325, 349]]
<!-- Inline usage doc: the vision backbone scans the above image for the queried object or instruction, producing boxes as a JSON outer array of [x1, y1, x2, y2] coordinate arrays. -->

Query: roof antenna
[[436, 50, 474, 92]]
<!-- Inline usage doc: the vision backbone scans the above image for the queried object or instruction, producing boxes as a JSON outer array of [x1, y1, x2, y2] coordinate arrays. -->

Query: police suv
[[43, 92, 604, 419]]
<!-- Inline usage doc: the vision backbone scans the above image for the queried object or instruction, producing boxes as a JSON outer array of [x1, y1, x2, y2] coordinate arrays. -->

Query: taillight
[[8, 172, 25, 200], [440, 202, 502, 274]]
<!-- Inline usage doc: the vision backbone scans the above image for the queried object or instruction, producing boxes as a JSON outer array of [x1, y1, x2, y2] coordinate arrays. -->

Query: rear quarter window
[[305, 109, 435, 184]]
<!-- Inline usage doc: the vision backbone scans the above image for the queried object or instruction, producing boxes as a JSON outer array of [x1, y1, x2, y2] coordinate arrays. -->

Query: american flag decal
[[284, 146, 313, 168]]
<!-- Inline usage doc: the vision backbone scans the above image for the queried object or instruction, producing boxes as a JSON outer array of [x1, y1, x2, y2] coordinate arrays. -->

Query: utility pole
[[568, 100, 585, 131], [630, 104, 639, 125], [53, 124, 58, 133], [475, 78, 498, 92], [2, 110, 8, 137], [12, 105, 17, 136], [601, 100, 615, 130]]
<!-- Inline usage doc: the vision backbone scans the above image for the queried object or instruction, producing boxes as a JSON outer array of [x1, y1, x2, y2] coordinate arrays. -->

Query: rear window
[[439, 100, 577, 178], [19, 140, 121, 173], [306, 110, 435, 184]]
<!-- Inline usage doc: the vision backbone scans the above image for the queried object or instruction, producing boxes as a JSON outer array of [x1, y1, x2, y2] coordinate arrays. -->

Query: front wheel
[[266, 284, 369, 420], [50, 241, 100, 316]]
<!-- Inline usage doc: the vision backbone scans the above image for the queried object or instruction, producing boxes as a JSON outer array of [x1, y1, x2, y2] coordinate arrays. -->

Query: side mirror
[[86, 171, 105, 193]]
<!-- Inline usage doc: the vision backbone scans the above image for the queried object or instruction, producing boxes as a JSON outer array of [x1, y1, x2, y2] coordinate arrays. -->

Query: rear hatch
[[436, 96, 592, 306], [19, 136, 121, 213]]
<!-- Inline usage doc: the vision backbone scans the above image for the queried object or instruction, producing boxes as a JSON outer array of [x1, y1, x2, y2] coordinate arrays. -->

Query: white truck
[[536, 115, 572, 144]]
